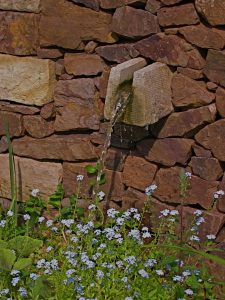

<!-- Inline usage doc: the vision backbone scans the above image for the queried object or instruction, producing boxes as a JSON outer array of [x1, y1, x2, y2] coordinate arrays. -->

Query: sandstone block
[[72, 0, 99, 11], [158, 4, 199, 27], [0, 55, 56, 106], [135, 34, 205, 69], [0, 137, 8, 153], [0, 101, 39, 115], [64, 54, 104, 76], [195, 119, 225, 162], [195, 0, 225, 26], [24, 115, 54, 139], [216, 87, 225, 118], [96, 44, 139, 63], [152, 104, 216, 138], [40, 0, 116, 49], [154, 166, 219, 209], [104, 57, 147, 120], [12, 135, 97, 161], [203, 50, 225, 88], [112, 6, 160, 38], [37, 48, 63, 59], [105, 148, 128, 172], [0, 0, 40, 12], [122, 156, 157, 191], [145, 0, 161, 14], [192, 144, 211, 158], [160, 0, 183, 4], [0, 111, 24, 137], [0, 154, 62, 201], [191, 157, 223, 181], [137, 138, 194, 167], [179, 24, 225, 50], [100, 0, 146, 9], [0, 11, 39, 55], [172, 73, 215, 108], [40, 102, 55, 120], [177, 67, 203, 80]]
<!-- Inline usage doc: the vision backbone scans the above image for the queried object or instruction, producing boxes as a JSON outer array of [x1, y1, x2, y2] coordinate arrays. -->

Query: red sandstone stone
[[179, 24, 225, 50], [98, 66, 111, 98], [203, 50, 225, 88], [137, 138, 194, 167], [100, 0, 146, 9], [192, 144, 211, 158], [160, 0, 183, 4], [0, 11, 39, 55], [122, 156, 157, 191], [0, 136, 8, 153], [195, 119, 225, 162], [0, 101, 39, 115], [135, 34, 205, 69], [195, 0, 225, 26], [84, 41, 98, 54], [190, 157, 223, 181], [171, 73, 215, 108], [216, 87, 225, 118], [72, 0, 99, 11], [37, 48, 63, 59], [64, 54, 105, 76], [40, 102, 55, 120], [24, 115, 54, 139], [96, 44, 139, 63], [207, 82, 218, 91], [112, 6, 160, 38], [158, 4, 199, 27], [0, 111, 24, 137], [177, 67, 203, 80], [12, 135, 97, 161], [154, 166, 219, 209], [105, 148, 128, 172], [152, 104, 216, 138], [145, 0, 161, 14]]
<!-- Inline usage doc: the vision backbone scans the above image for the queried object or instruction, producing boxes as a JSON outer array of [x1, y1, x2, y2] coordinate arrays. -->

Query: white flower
[[133, 213, 141, 221], [190, 235, 200, 242], [170, 210, 179, 216], [182, 270, 191, 277], [155, 269, 164, 276], [46, 220, 53, 227], [0, 220, 6, 227], [107, 208, 119, 218], [159, 209, 170, 217], [206, 234, 216, 240], [138, 269, 149, 278], [124, 256, 136, 265], [173, 275, 183, 282], [7, 210, 13, 217], [66, 268, 75, 278], [77, 174, 84, 181], [125, 297, 133, 300], [144, 258, 157, 267], [38, 216, 45, 223], [185, 289, 193, 295], [145, 184, 157, 196], [116, 217, 125, 226], [185, 172, 192, 178], [142, 232, 151, 239], [10, 269, 20, 276], [19, 287, 27, 297], [97, 191, 105, 200], [61, 219, 74, 228], [46, 246, 53, 252], [30, 273, 39, 280], [11, 277, 20, 286], [96, 270, 104, 279], [196, 217, 205, 226], [194, 209, 202, 216], [31, 188, 40, 197], [23, 214, 30, 221], [121, 276, 128, 283], [88, 204, 96, 210], [0, 289, 9, 296]]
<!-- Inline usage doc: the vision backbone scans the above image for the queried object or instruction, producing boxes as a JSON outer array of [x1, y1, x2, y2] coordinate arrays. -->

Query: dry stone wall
[[0, 0, 225, 249]]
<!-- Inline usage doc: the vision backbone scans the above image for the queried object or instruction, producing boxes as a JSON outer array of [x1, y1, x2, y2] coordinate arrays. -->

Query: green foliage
[[48, 184, 64, 209], [33, 276, 55, 299], [13, 258, 32, 270], [0, 248, 16, 271], [8, 236, 43, 257]]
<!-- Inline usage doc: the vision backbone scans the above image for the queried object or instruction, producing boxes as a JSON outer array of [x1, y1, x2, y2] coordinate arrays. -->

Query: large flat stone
[[0, 101, 39, 115], [190, 157, 223, 181], [0, 154, 62, 201], [0, 11, 39, 55], [12, 135, 97, 161], [72, 0, 99, 11], [104, 57, 147, 120], [40, 0, 116, 49], [23, 115, 54, 139], [195, 0, 225, 26], [0, 55, 56, 106], [0, 111, 24, 137], [0, 0, 40, 12], [216, 87, 225, 118], [100, 0, 146, 9], [96, 44, 139, 63]]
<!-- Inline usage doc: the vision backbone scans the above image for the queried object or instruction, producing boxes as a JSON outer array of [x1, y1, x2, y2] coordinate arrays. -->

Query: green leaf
[[0, 248, 16, 271], [99, 173, 106, 185], [70, 194, 78, 206], [33, 276, 55, 299], [76, 207, 85, 217], [14, 258, 32, 270], [85, 165, 97, 174], [0, 240, 8, 249], [8, 236, 43, 257]]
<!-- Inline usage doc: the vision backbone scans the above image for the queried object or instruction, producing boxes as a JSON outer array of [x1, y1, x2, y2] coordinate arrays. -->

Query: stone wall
[[0, 0, 225, 244]]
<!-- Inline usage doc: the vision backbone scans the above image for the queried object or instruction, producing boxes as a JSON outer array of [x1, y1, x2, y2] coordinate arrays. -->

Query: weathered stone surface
[[137, 138, 194, 167], [40, 0, 116, 49], [98, 66, 111, 99], [152, 104, 216, 138], [0, 12, 39, 55], [203, 50, 225, 88], [0, 154, 62, 201], [105, 148, 128, 172], [179, 24, 225, 50], [195, 119, 225, 162], [122, 156, 157, 191], [160, 0, 183, 4], [37, 48, 63, 59], [190, 157, 223, 181], [0, 55, 56, 106], [96, 44, 139, 63], [104, 58, 147, 120], [0, 111, 24, 137], [195, 0, 225, 26], [54, 79, 99, 131], [12, 135, 97, 161], [145, 0, 161, 14], [100, 0, 146, 9], [154, 166, 219, 209], [0, 0, 40, 12], [40, 102, 55, 120], [24, 115, 54, 139], [158, 4, 199, 27], [0, 101, 39, 115], [0, 136, 8, 153], [64, 54, 104, 76], [112, 6, 159, 38], [171, 74, 215, 108], [128, 62, 173, 126], [216, 87, 225, 118], [192, 144, 211, 158], [177, 67, 203, 80], [207, 82, 218, 91], [63, 162, 125, 200], [135, 34, 205, 69], [72, 0, 99, 11]]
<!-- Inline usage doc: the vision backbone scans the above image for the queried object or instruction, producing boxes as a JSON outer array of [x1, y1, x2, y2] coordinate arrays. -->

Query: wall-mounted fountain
[[104, 58, 174, 148]]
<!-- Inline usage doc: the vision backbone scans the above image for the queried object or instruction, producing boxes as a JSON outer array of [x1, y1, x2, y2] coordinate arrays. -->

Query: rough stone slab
[[216, 87, 225, 118], [40, 0, 116, 49], [72, 0, 99, 11], [0, 101, 39, 115], [112, 6, 160, 38], [104, 57, 147, 120], [0, 54, 56, 106], [161, 0, 183, 4], [190, 157, 223, 181], [0, 154, 62, 201], [195, 0, 225, 26], [100, 0, 146, 9], [145, 0, 161, 14], [177, 67, 203, 80], [96, 44, 139, 63], [0, 111, 24, 137], [0, 0, 40, 12], [23, 115, 54, 139], [192, 144, 212, 158], [0, 12, 39, 55], [12, 135, 97, 161], [130, 62, 173, 126]]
